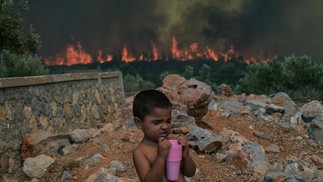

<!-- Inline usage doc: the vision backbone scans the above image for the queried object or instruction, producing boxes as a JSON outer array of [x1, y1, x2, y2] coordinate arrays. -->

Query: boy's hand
[[178, 136, 190, 158], [157, 137, 171, 158], [178, 136, 197, 177]]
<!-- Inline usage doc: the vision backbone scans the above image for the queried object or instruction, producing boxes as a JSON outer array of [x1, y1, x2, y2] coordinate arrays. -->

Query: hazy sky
[[25, 0, 323, 61]]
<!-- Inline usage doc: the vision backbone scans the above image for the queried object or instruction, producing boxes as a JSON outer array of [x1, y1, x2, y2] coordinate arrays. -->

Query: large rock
[[269, 92, 297, 118], [159, 74, 214, 124], [187, 126, 223, 154], [300, 100, 323, 123], [220, 100, 243, 115], [309, 118, 323, 143], [23, 154, 55, 178], [245, 94, 268, 112], [21, 130, 72, 160], [225, 141, 269, 177]]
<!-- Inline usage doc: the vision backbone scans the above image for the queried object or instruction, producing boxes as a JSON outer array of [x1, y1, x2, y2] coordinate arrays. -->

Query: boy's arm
[[133, 149, 166, 182], [181, 153, 196, 177], [133, 138, 171, 182], [178, 136, 197, 177]]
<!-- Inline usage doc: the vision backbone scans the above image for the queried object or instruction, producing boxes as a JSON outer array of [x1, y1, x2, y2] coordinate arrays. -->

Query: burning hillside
[[44, 36, 270, 66], [27, 1, 323, 66]]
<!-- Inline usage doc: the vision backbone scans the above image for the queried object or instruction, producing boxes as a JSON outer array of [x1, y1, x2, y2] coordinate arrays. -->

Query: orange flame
[[122, 44, 135, 63], [206, 47, 218, 61], [151, 41, 158, 61], [65, 42, 92, 65], [190, 42, 198, 52], [44, 42, 92, 66], [97, 50, 113, 64], [44, 35, 271, 66], [172, 36, 182, 59]]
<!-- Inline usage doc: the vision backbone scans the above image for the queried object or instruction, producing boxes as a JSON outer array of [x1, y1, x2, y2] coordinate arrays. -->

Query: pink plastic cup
[[166, 139, 182, 181]]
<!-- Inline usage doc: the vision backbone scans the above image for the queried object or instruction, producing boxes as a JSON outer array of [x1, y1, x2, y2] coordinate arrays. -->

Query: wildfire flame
[[122, 44, 136, 63], [151, 41, 158, 61], [97, 50, 112, 64], [172, 35, 182, 59], [45, 42, 92, 66], [44, 36, 270, 66]]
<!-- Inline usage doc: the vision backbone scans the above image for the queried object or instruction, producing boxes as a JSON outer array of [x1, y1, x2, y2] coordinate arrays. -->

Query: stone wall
[[0, 71, 125, 174]]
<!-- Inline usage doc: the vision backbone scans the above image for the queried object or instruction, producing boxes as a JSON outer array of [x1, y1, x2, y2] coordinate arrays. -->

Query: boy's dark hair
[[133, 89, 172, 120]]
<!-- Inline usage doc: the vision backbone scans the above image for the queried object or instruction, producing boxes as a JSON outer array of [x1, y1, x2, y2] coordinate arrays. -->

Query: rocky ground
[[9, 94, 323, 182]]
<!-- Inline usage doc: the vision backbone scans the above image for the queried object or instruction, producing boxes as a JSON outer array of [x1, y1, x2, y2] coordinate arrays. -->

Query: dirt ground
[[29, 104, 323, 182]]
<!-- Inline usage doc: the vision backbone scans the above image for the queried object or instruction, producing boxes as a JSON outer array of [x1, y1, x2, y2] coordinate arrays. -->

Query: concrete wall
[[0, 71, 125, 174]]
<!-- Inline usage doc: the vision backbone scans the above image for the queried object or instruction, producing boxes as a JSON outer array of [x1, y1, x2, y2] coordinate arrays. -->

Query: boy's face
[[135, 107, 172, 143]]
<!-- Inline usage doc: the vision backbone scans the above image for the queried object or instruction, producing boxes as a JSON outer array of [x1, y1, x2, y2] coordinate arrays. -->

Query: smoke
[[25, 0, 323, 61]]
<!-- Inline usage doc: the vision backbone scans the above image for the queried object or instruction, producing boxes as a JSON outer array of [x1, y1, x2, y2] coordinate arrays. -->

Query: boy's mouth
[[159, 132, 169, 137]]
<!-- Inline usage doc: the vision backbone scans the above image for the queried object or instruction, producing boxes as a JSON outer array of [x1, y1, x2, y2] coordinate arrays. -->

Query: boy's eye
[[167, 119, 171, 123], [153, 121, 161, 125]]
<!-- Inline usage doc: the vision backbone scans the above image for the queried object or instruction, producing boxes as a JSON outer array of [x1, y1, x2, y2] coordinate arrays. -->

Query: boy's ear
[[134, 117, 142, 129]]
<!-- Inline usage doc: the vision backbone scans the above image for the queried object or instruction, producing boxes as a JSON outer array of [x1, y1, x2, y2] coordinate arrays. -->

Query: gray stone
[[264, 172, 286, 182], [284, 161, 315, 181], [109, 160, 128, 173], [208, 100, 218, 111], [253, 130, 270, 140], [267, 104, 285, 115], [246, 100, 267, 112], [280, 175, 310, 182], [220, 100, 243, 115], [241, 141, 269, 175], [60, 171, 72, 181], [187, 126, 223, 154], [84, 154, 105, 167], [85, 167, 119, 182], [240, 105, 251, 115], [171, 105, 189, 118], [61, 144, 78, 155], [100, 144, 109, 152], [279, 123, 296, 130], [309, 119, 323, 143], [23, 154, 55, 178], [265, 144, 280, 153], [300, 100, 323, 123], [171, 114, 196, 130], [92, 104, 100, 119], [268, 162, 284, 172], [22, 130, 71, 160], [270, 92, 298, 117], [69, 129, 91, 143], [125, 117, 135, 128], [215, 152, 228, 162]]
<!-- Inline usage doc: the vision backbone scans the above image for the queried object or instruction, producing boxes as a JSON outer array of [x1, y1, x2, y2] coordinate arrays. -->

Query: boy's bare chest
[[143, 148, 158, 166]]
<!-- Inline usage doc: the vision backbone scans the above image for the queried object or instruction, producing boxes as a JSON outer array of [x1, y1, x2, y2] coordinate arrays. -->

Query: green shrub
[[123, 73, 155, 93], [62, 159, 81, 171], [236, 55, 323, 100], [0, 50, 49, 78]]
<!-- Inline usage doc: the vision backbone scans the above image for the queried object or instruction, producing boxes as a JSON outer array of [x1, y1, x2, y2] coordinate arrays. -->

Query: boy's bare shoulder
[[133, 142, 157, 161], [133, 142, 149, 157], [133, 143, 143, 155]]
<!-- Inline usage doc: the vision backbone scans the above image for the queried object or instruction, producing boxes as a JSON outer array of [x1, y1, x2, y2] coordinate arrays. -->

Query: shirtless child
[[132, 89, 196, 182]]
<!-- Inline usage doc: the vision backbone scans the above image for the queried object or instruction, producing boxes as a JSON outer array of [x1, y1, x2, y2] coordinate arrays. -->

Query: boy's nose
[[161, 122, 170, 129]]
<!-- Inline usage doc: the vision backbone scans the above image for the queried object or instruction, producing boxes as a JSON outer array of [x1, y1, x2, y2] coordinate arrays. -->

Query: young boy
[[132, 89, 196, 182]]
